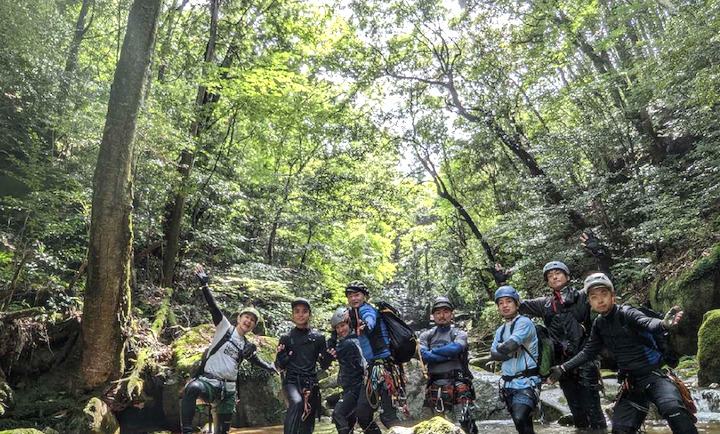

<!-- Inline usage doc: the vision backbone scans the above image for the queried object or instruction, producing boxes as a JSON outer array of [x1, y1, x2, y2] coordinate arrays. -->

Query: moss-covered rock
[[0, 429, 46, 434], [387, 416, 464, 434], [698, 309, 720, 386], [69, 397, 119, 434], [650, 245, 720, 355], [162, 326, 284, 429]]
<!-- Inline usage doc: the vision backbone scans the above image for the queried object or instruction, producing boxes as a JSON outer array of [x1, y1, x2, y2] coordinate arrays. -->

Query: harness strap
[[301, 388, 313, 421]]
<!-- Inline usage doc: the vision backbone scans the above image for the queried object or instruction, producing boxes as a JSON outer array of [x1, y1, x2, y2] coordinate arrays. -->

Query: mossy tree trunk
[[80, 0, 162, 389]]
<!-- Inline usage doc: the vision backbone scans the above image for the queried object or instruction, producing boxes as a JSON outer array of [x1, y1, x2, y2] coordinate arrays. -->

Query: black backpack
[[618, 306, 680, 368], [375, 300, 418, 364]]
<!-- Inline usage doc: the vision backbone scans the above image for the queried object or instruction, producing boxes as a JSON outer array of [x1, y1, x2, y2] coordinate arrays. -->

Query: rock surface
[[650, 245, 720, 355], [698, 309, 720, 386]]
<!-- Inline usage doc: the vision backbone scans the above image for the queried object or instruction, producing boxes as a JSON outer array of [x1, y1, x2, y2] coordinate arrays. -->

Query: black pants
[[332, 384, 361, 434], [560, 362, 607, 429], [612, 371, 697, 434], [502, 387, 537, 434], [283, 382, 317, 434], [180, 380, 233, 434], [355, 380, 398, 433]]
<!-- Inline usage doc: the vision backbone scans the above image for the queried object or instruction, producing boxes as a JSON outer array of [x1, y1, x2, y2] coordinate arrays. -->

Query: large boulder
[[650, 245, 720, 355], [162, 324, 284, 430], [698, 309, 720, 386]]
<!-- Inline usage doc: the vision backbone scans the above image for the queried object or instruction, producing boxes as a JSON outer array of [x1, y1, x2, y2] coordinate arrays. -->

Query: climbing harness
[[366, 359, 411, 417]]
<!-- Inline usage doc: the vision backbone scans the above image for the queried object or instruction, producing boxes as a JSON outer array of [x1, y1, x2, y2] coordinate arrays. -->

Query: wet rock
[[698, 310, 720, 386], [650, 245, 720, 355], [0, 381, 13, 417], [0, 430, 46, 434]]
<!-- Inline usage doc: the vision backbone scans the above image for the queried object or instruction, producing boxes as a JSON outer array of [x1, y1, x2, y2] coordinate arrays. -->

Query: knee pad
[[183, 381, 205, 398]]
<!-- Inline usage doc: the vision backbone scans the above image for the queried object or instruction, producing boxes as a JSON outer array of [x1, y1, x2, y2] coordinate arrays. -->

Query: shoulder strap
[[195, 328, 235, 378]]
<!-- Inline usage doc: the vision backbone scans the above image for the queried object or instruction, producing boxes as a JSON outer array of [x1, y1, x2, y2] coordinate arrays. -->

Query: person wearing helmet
[[418, 297, 477, 433], [325, 307, 366, 434], [344, 280, 399, 432], [489, 285, 540, 434], [494, 232, 610, 430], [181, 265, 277, 434], [275, 297, 332, 434], [548, 273, 696, 434]]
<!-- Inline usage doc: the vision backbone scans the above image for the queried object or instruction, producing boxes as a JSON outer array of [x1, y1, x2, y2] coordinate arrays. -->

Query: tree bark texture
[[81, 0, 161, 389], [162, 0, 219, 287]]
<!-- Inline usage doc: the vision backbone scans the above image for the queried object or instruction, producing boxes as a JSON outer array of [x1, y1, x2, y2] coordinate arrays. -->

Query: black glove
[[195, 266, 210, 286], [490, 349, 510, 361], [492, 266, 511, 285], [582, 232, 602, 256], [547, 365, 565, 383], [497, 339, 520, 356], [241, 342, 257, 359]]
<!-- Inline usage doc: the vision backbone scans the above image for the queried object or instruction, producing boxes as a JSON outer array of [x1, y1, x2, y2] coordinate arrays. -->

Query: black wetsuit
[[563, 305, 697, 434], [181, 285, 275, 434], [275, 327, 331, 434], [328, 331, 365, 434]]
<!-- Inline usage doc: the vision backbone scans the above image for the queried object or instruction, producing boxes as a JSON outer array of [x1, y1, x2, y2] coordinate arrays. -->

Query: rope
[[301, 388, 313, 421]]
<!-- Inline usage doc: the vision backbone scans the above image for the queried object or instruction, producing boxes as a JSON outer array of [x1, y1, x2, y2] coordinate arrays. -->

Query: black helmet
[[431, 296, 454, 312], [291, 297, 312, 312], [345, 280, 369, 295]]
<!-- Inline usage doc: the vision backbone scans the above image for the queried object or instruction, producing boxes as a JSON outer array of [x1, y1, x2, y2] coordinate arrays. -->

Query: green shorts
[[196, 378, 237, 414]]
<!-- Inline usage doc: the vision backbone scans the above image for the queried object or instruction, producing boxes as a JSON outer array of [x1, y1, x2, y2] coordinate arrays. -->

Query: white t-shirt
[[200, 317, 246, 391]]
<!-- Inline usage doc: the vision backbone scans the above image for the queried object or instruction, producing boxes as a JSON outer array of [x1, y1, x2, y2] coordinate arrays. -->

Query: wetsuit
[[563, 305, 697, 434], [419, 325, 474, 425], [328, 330, 366, 434], [351, 302, 399, 433], [490, 315, 540, 434], [275, 327, 331, 434], [181, 285, 275, 434], [517, 248, 612, 429]]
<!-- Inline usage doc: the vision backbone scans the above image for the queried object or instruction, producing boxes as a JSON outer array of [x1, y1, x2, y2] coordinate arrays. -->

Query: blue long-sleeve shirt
[[491, 315, 540, 390], [354, 303, 391, 361], [419, 325, 468, 376]]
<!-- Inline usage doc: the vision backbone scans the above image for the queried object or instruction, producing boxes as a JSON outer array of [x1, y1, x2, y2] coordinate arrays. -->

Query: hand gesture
[[277, 344, 293, 357], [327, 347, 338, 358], [241, 343, 257, 359], [547, 365, 565, 384], [662, 306, 684, 330], [492, 263, 510, 285], [194, 264, 210, 286], [580, 232, 601, 256]]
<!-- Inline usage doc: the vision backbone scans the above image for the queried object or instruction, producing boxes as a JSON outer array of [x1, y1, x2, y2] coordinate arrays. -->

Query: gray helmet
[[583, 273, 614, 294], [237, 306, 262, 323], [291, 297, 312, 312], [431, 296, 454, 312], [494, 285, 520, 304], [330, 307, 348, 327], [345, 280, 369, 295], [543, 261, 570, 281]]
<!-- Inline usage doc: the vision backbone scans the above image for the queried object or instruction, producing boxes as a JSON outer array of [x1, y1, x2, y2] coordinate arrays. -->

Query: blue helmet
[[543, 261, 570, 281], [494, 285, 520, 304]]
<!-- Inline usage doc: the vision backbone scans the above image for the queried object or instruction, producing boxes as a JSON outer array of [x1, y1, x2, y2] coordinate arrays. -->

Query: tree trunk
[[162, 0, 219, 287], [80, 0, 161, 389]]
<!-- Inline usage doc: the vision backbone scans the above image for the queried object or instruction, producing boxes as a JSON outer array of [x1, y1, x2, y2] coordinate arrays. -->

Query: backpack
[[618, 306, 680, 369], [500, 317, 555, 379], [375, 300, 418, 364], [191, 328, 239, 378]]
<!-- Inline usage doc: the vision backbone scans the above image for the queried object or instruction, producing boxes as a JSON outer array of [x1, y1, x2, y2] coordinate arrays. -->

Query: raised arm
[[518, 297, 547, 319], [581, 232, 613, 278], [195, 265, 223, 326]]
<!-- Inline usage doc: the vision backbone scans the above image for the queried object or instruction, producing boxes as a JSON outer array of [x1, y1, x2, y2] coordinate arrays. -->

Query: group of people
[[180, 231, 698, 434]]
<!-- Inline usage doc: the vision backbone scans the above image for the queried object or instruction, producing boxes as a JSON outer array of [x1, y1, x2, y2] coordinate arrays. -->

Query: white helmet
[[583, 273, 614, 293], [330, 307, 348, 327]]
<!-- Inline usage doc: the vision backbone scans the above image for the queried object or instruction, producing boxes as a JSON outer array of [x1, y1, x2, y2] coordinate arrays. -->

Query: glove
[[662, 306, 683, 330], [581, 232, 602, 256], [547, 365, 565, 383], [492, 264, 510, 285], [241, 342, 257, 359], [194, 265, 210, 286]]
